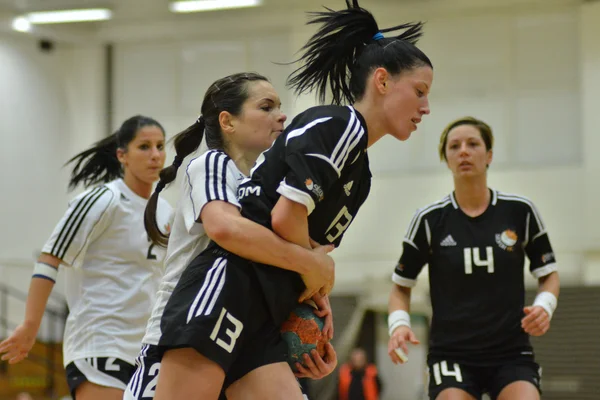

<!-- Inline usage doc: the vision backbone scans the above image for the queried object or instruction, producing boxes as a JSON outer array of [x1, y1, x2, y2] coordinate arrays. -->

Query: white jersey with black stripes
[[42, 179, 173, 366], [141, 149, 244, 346]]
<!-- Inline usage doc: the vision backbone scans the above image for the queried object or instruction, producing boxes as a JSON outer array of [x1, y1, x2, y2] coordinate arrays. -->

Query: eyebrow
[[260, 97, 282, 106]]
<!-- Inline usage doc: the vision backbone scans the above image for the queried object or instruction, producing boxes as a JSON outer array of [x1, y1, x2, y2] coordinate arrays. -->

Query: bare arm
[[201, 200, 330, 276], [270, 196, 311, 250], [389, 284, 412, 314], [0, 253, 61, 364], [22, 253, 60, 333], [537, 271, 560, 298], [387, 284, 419, 364], [522, 271, 560, 336]]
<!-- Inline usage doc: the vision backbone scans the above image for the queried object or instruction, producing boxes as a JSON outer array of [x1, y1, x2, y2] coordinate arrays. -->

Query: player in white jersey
[[124, 73, 336, 400], [0, 115, 173, 400]]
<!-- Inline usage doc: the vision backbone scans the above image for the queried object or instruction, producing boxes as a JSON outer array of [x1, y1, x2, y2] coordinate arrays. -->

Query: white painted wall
[[0, 35, 105, 339]]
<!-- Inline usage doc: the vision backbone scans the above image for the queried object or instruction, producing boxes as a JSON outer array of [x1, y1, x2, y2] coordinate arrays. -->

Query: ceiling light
[[20, 8, 112, 25], [169, 0, 262, 13], [12, 16, 31, 32]]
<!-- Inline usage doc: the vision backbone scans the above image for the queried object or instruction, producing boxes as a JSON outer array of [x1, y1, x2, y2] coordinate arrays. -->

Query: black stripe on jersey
[[496, 192, 546, 233], [204, 151, 230, 203], [50, 186, 109, 260], [405, 196, 451, 244]]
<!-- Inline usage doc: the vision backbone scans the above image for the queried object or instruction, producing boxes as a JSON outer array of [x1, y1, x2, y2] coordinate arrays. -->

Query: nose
[[459, 142, 469, 154], [420, 97, 431, 116], [150, 146, 161, 159], [278, 110, 287, 124]]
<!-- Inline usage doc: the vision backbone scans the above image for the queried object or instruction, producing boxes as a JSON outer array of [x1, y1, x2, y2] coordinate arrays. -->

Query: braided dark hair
[[145, 72, 270, 247]]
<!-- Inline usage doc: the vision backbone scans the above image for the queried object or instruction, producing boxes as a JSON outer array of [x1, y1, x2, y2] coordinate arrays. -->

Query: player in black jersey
[[387, 117, 560, 400], [155, 1, 433, 399]]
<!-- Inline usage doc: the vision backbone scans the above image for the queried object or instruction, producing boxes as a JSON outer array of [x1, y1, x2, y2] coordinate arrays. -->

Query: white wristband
[[533, 291, 557, 320], [32, 262, 58, 283], [388, 310, 411, 337]]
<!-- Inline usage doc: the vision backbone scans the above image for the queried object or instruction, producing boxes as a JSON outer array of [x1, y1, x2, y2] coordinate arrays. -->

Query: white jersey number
[[463, 247, 494, 274], [325, 206, 354, 242], [141, 363, 161, 398], [105, 357, 120, 371], [432, 361, 463, 385], [210, 308, 243, 354]]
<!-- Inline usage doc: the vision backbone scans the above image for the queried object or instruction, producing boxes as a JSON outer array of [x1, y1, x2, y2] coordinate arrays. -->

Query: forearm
[[271, 197, 311, 249], [537, 271, 560, 297], [389, 284, 411, 313], [24, 254, 60, 331], [532, 271, 560, 319], [212, 215, 313, 275]]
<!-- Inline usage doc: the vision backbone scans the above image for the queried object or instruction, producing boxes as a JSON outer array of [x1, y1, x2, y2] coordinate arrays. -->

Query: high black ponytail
[[287, 0, 432, 105]]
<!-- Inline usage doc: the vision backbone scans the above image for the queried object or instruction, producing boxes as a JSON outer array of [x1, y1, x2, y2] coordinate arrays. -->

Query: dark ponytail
[[66, 134, 121, 190], [65, 115, 165, 190], [287, 0, 431, 105], [144, 72, 269, 247], [145, 117, 206, 247]]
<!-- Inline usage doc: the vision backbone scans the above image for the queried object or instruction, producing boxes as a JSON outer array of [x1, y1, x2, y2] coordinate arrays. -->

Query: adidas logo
[[440, 234, 457, 246], [343, 181, 354, 196]]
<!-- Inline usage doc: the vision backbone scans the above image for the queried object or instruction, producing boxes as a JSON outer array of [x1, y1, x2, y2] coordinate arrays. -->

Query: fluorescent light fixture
[[170, 0, 262, 13], [12, 16, 31, 32], [21, 8, 112, 25]]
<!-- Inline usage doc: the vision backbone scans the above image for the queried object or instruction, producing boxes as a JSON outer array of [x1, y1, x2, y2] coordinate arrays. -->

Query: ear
[[486, 149, 493, 168], [116, 147, 127, 166], [372, 67, 390, 95], [219, 111, 235, 136]]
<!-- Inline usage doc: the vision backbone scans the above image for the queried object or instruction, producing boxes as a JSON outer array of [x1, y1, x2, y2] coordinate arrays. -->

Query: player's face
[[445, 125, 492, 178], [383, 66, 432, 141], [230, 80, 287, 153], [120, 125, 166, 185]]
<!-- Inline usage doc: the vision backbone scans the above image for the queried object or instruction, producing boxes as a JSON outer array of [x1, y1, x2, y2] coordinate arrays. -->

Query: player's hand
[[299, 244, 335, 303], [311, 293, 334, 340], [388, 325, 419, 365], [0, 322, 38, 364], [522, 305, 550, 336], [294, 342, 338, 379]]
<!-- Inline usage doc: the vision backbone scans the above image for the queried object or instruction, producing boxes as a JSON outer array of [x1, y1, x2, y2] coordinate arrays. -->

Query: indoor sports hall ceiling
[[0, 0, 584, 41]]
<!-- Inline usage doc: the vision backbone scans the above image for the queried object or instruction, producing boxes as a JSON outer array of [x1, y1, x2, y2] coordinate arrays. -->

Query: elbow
[[205, 221, 234, 245], [270, 214, 287, 238]]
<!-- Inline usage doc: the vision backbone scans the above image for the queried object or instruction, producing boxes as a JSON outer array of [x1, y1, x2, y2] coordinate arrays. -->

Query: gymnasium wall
[[0, 0, 599, 341]]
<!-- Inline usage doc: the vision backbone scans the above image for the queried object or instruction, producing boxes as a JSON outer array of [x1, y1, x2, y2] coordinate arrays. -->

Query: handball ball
[[281, 302, 328, 372]]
